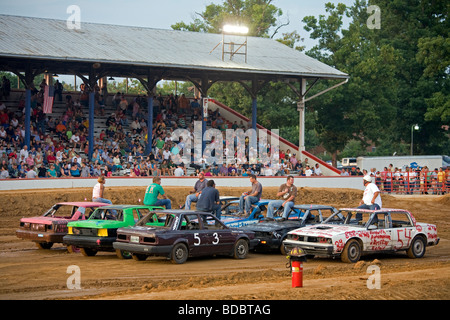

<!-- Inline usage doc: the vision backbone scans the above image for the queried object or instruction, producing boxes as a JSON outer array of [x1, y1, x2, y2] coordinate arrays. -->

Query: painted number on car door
[[194, 232, 219, 245]]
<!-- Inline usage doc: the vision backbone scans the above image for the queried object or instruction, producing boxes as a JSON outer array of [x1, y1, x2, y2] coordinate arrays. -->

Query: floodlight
[[223, 24, 249, 35]]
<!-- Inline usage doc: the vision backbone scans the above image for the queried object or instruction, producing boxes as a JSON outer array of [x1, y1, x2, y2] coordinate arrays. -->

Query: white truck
[[341, 155, 448, 171]]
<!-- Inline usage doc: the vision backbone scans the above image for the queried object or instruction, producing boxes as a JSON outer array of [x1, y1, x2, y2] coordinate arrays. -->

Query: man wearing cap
[[358, 175, 382, 210]]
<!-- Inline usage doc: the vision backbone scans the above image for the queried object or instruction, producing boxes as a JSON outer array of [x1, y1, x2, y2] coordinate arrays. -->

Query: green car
[[63, 205, 164, 258]]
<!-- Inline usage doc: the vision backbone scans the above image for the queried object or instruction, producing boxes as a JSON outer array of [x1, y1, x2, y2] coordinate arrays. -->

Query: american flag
[[43, 85, 54, 114]]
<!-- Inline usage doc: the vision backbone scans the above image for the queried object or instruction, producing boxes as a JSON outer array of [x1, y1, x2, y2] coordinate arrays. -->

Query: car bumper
[[253, 237, 280, 251], [16, 229, 64, 243], [283, 240, 335, 257], [63, 235, 116, 250], [113, 241, 172, 256]]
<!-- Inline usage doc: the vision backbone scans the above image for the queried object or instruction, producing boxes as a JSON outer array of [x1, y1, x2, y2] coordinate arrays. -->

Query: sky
[[0, 0, 355, 85]]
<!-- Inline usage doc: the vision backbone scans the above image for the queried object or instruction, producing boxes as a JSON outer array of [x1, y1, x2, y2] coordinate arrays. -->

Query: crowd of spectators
[[0, 83, 327, 180], [341, 164, 449, 195]]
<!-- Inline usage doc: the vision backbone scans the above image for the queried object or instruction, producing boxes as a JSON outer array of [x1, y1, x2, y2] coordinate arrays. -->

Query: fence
[[376, 170, 448, 195]]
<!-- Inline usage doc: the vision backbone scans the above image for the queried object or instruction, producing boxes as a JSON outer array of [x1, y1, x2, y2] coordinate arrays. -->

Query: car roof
[[294, 204, 336, 210], [339, 207, 410, 213], [95, 205, 164, 210], [56, 202, 110, 207]]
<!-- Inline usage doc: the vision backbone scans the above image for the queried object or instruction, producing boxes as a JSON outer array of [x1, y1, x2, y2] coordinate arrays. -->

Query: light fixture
[[53, 73, 58, 77], [223, 24, 249, 35], [108, 77, 115, 81], [410, 124, 420, 156]]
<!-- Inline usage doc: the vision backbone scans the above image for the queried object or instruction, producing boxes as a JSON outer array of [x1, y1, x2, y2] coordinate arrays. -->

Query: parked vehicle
[[220, 199, 278, 228], [113, 210, 258, 264], [16, 202, 109, 250], [283, 208, 439, 263], [242, 205, 339, 254], [63, 205, 164, 258]]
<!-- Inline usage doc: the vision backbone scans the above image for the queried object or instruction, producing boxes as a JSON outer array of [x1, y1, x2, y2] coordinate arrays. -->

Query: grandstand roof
[[0, 14, 348, 83]]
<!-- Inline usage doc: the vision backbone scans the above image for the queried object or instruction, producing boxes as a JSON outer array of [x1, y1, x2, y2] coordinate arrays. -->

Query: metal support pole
[[25, 89, 31, 149], [147, 96, 154, 155], [88, 92, 95, 159]]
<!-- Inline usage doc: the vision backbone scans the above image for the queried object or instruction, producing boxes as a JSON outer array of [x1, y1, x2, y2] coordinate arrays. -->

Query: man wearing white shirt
[[304, 165, 313, 176], [358, 175, 382, 210], [174, 165, 184, 176]]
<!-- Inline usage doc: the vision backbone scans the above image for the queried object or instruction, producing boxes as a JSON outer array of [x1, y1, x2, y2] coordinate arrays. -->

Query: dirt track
[[0, 186, 449, 301]]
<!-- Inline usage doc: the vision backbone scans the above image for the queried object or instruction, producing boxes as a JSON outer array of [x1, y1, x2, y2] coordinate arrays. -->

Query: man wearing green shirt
[[144, 177, 171, 209]]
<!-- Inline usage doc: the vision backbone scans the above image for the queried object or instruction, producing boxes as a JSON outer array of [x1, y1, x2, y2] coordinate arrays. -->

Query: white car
[[283, 208, 439, 263]]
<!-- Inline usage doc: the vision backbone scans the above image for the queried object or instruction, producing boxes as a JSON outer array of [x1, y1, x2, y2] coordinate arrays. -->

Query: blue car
[[220, 199, 302, 228]]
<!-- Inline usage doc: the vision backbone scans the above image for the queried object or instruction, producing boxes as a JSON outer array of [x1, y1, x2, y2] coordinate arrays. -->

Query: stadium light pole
[[411, 124, 419, 155]]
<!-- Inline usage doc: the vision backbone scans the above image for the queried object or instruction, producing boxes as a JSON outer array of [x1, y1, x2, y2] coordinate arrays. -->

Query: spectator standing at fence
[[357, 175, 382, 210], [144, 176, 172, 209]]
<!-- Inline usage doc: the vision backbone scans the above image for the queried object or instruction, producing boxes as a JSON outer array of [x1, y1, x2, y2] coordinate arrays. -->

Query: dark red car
[[16, 202, 109, 249], [113, 210, 258, 264]]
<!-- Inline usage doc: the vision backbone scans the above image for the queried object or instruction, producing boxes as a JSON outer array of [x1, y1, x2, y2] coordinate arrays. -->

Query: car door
[[389, 211, 415, 250], [200, 214, 234, 254], [182, 214, 210, 256], [366, 212, 393, 251]]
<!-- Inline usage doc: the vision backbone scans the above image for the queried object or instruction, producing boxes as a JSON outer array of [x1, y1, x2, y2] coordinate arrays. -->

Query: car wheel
[[233, 239, 249, 259], [341, 239, 361, 263], [36, 242, 53, 249], [66, 245, 80, 253], [171, 243, 188, 264], [132, 253, 148, 261], [407, 236, 426, 259], [115, 249, 132, 259], [279, 241, 288, 256], [80, 247, 97, 257]]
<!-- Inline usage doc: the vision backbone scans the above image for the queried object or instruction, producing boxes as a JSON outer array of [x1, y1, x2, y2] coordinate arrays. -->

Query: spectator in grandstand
[[357, 175, 382, 210]]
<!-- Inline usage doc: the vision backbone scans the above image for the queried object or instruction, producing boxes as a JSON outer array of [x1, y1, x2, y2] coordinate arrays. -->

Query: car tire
[[115, 249, 132, 259], [36, 242, 53, 249], [80, 247, 97, 257], [171, 243, 188, 264], [407, 236, 426, 259], [233, 239, 249, 259], [132, 253, 148, 261], [341, 239, 361, 263]]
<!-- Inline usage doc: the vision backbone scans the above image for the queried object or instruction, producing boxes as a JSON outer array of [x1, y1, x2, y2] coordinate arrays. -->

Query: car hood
[[289, 224, 360, 237], [243, 220, 305, 232]]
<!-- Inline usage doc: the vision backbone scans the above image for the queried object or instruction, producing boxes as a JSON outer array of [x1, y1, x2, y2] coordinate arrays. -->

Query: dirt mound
[[0, 186, 365, 218]]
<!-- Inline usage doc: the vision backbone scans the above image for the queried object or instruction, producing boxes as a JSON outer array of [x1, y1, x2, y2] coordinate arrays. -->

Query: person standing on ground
[[238, 174, 263, 216], [196, 180, 222, 219], [266, 175, 297, 221], [143, 176, 171, 209], [357, 175, 382, 210], [92, 175, 113, 204]]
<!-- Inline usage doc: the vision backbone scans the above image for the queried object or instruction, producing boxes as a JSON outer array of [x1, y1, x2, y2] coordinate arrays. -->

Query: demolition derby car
[[63, 205, 164, 257], [220, 199, 301, 228], [242, 204, 339, 254], [113, 210, 258, 264], [283, 208, 439, 263], [16, 202, 109, 249]]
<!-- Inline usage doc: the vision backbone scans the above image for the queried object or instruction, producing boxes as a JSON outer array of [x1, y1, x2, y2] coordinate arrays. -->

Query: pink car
[[16, 202, 109, 249]]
